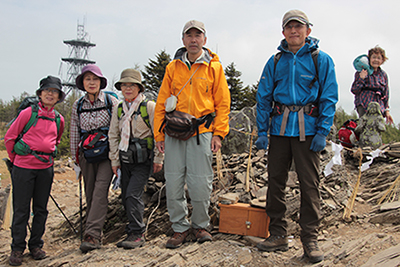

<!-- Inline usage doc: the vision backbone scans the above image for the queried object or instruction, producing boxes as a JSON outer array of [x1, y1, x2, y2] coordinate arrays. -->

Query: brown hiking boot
[[303, 241, 324, 263], [193, 228, 212, 243], [256, 235, 289, 252], [118, 234, 145, 249], [9, 250, 23, 266], [80, 234, 101, 253], [166, 230, 190, 249], [30, 247, 47, 260]]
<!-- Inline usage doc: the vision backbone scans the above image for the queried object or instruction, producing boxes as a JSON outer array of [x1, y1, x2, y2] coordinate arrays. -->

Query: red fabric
[[338, 121, 359, 148], [82, 133, 99, 149]]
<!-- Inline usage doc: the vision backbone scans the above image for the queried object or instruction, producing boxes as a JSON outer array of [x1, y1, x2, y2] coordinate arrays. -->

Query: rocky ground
[[0, 146, 400, 267]]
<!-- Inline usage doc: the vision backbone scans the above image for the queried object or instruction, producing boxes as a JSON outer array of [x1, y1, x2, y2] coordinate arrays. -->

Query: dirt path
[[1, 151, 400, 266]]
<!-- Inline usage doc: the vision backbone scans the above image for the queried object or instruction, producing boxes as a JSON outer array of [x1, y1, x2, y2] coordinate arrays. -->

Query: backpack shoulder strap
[[272, 49, 320, 106], [273, 52, 282, 74], [76, 96, 85, 115], [308, 49, 320, 89], [272, 52, 283, 96], [15, 104, 39, 144], [139, 99, 154, 150], [273, 50, 319, 89], [138, 99, 152, 130], [117, 99, 152, 130], [76, 96, 85, 133], [104, 93, 113, 118], [117, 102, 124, 119], [311, 49, 319, 72], [77, 94, 113, 117], [23, 104, 39, 134], [54, 110, 61, 136]]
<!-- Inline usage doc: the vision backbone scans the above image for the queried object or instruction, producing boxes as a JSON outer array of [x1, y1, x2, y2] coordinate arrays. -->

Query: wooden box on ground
[[218, 203, 270, 238]]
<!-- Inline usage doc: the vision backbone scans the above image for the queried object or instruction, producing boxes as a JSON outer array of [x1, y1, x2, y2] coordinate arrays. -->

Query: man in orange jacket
[[154, 20, 230, 249]]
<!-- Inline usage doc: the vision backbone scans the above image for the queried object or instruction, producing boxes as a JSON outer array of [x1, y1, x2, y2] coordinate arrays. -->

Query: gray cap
[[182, 20, 206, 34], [282, 10, 313, 28]]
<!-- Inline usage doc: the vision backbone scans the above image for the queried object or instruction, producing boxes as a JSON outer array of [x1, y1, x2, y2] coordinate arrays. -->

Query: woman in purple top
[[351, 46, 394, 125]]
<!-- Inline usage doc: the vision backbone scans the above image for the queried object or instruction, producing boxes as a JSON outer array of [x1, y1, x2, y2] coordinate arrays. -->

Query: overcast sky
[[1, 0, 399, 123]]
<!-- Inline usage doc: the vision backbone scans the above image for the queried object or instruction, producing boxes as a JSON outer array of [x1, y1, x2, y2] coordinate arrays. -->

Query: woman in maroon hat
[[70, 64, 119, 253], [5, 75, 65, 265]]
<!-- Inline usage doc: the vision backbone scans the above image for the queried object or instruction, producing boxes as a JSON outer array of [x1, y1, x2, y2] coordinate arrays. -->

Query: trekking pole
[[79, 175, 83, 241], [49, 194, 77, 234]]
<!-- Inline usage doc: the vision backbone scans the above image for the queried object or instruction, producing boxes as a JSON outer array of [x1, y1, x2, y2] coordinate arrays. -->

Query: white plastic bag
[[165, 95, 177, 113]]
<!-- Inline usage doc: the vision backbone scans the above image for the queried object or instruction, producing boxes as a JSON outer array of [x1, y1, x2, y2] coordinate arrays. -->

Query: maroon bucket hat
[[75, 64, 108, 91]]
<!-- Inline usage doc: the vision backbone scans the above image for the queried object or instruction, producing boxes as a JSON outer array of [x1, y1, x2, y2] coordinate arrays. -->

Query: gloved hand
[[310, 132, 326, 152], [255, 136, 269, 150]]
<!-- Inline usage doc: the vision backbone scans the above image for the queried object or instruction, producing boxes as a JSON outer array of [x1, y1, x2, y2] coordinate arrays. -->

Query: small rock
[[376, 233, 387, 238]]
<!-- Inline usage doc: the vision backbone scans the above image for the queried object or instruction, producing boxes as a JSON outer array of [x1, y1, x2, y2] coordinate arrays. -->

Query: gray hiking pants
[[164, 133, 213, 233]]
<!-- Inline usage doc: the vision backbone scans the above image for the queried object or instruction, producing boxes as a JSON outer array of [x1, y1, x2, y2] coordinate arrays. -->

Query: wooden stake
[[246, 129, 256, 192], [343, 147, 363, 219]]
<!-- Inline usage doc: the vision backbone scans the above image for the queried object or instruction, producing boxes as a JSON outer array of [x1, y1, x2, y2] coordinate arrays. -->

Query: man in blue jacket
[[255, 10, 338, 263]]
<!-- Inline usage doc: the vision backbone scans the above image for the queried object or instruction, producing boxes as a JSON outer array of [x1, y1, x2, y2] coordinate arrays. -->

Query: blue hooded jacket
[[256, 36, 338, 138]]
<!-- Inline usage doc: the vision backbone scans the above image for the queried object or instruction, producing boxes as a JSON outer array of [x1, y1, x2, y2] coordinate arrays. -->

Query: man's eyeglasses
[[284, 24, 305, 31], [43, 88, 59, 94]]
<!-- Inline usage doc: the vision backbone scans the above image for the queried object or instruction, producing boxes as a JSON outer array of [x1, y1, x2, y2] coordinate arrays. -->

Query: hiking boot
[[80, 234, 101, 253], [166, 230, 190, 249], [9, 251, 23, 266], [193, 228, 212, 243], [30, 247, 47, 260], [303, 241, 324, 263], [116, 237, 126, 248], [118, 234, 145, 249], [256, 235, 289, 252]]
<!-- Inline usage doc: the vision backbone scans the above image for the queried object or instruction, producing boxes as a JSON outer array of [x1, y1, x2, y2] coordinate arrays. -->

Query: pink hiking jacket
[[5, 102, 65, 169]]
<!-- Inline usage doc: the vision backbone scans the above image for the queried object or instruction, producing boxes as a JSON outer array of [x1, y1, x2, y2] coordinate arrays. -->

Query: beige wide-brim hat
[[114, 68, 144, 92]]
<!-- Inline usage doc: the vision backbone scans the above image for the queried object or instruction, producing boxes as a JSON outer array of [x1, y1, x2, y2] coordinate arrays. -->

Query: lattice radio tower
[[59, 19, 96, 96]]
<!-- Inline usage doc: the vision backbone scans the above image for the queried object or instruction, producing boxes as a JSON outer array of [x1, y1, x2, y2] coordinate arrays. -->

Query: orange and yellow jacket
[[154, 47, 231, 142]]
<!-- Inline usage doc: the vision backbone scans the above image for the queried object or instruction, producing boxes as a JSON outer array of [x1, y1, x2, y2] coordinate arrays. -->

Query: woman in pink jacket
[[5, 76, 65, 266]]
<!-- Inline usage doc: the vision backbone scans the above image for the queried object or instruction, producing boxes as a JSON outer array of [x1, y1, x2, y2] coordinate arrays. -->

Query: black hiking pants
[[120, 159, 151, 235], [266, 135, 321, 243], [11, 166, 53, 252]]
